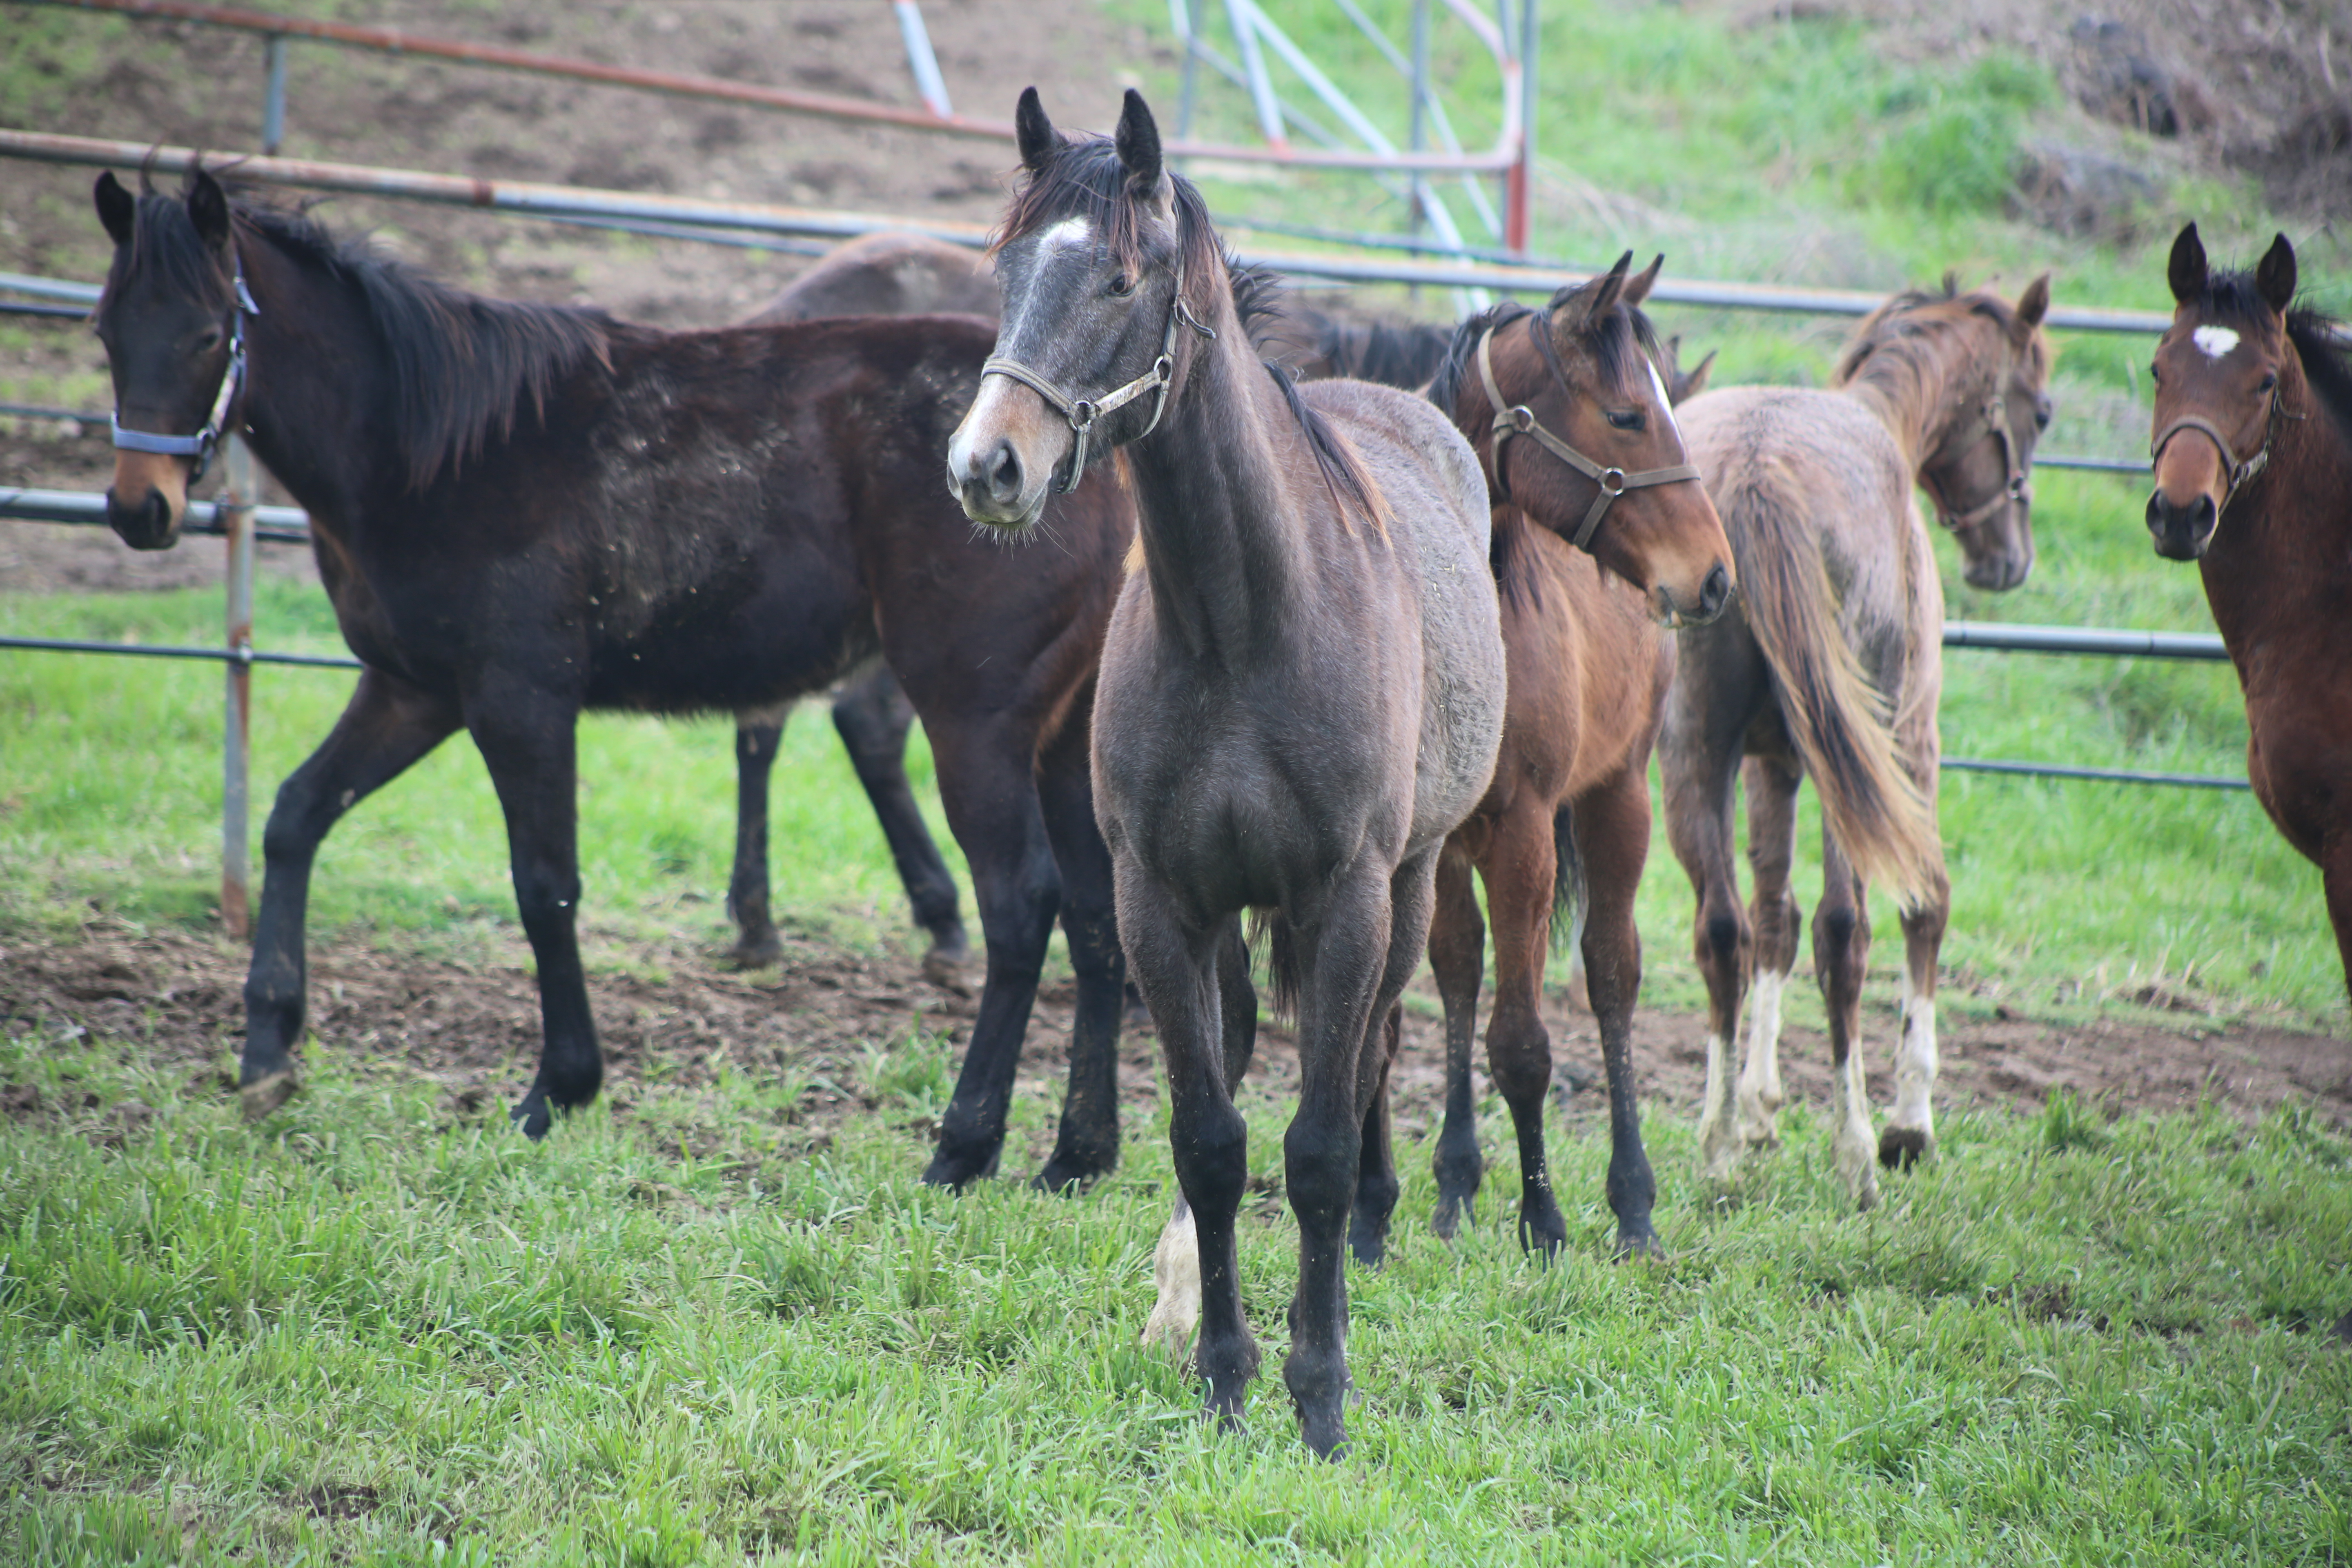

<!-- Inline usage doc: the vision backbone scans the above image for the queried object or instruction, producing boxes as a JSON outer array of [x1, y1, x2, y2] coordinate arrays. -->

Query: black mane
[[998, 132, 1383, 529], [104, 173, 613, 491]]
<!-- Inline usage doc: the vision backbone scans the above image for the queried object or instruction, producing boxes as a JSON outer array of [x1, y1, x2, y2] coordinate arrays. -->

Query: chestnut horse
[[1666, 274, 2053, 1210], [949, 89, 1505, 1457], [1418, 257, 1734, 1259], [2148, 225, 2352, 1002], [719, 232, 1001, 974], [92, 169, 1133, 1189]]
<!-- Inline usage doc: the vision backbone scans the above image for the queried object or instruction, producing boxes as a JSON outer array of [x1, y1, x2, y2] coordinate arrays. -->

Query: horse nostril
[[1699, 564, 1731, 619], [986, 440, 1022, 503]]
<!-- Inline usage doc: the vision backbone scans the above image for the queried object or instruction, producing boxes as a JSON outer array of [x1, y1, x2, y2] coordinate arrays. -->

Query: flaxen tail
[[1719, 475, 1939, 907]]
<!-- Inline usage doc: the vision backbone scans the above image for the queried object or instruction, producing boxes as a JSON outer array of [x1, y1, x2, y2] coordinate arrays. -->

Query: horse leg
[[1578, 777, 1660, 1258], [920, 719, 1060, 1188], [1664, 738, 1750, 1186], [1134, 904, 1257, 1423], [1737, 755, 1804, 1149], [1347, 1003, 1403, 1267], [241, 669, 460, 1119], [1812, 833, 1879, 1210], [1481, 799, 1568, 1258], [831, 666, 971, 981], [466, 685, 603, 1139], [1883, 789, 1951, 1170], [1286, 862, 1409, 1458], [1033, 712, 1127, 1192], [1425, 847, 1486, 1238], [725, 704, 789, 968], [2327, 831, 2352, 1008]]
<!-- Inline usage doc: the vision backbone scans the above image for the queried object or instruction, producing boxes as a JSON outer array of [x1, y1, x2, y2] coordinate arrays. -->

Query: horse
[[1415, 258, 1735, 1259], [947, 89, 1506, 1457], [91, 167, 1136, 1193], [1663, 272, 2053, 1210], [2148, 225, 2352, 1002], [715, 232, 1002, 976], [1263, 298, 1457, 388]]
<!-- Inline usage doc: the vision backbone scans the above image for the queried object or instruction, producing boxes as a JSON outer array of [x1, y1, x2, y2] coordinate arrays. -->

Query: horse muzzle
[[1961, 546, 2034, 592], [1655, 561, 1733, 629], [104, 481, 185, 551], [2145, 489, 2217, 561]]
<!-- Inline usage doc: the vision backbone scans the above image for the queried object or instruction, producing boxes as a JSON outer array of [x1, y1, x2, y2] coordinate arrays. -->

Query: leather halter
[[1476, 321, 1701, 551], [2149, 384, 2291, 516], [980, 263, 1216, 493], [1922, 393, 2031, 532], [110, 253, 258, 487]]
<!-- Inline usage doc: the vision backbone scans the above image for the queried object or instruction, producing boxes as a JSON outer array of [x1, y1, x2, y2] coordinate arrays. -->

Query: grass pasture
[[4, 0, 2352, 1561]]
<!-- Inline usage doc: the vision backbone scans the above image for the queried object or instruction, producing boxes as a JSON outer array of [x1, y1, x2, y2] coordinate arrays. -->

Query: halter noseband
[[1923, 392, 2032, 533], [2149, 383, 2292, 517], [1476, 320, 1701, 551], [980, 262, 1216, 493], [109, 253, 257, 488]]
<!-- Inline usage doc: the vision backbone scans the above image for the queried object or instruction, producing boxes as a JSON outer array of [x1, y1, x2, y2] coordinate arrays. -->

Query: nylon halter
[[2149, 383, 2293, 517], [1476, 321, 1701, 551], [110, 254, 258, 487], [980, 262, 1217, 493], [1920, 391, 2034, 532]]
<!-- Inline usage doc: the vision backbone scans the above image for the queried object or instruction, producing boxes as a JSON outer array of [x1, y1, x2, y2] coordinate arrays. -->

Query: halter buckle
[[1598, 468, 1627, 496], [1506, 405, 1536, 435]]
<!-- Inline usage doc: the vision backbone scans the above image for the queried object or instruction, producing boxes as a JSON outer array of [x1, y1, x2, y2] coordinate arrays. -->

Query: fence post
[[262, 34, 289, 155], [220, 435, 256, 940]]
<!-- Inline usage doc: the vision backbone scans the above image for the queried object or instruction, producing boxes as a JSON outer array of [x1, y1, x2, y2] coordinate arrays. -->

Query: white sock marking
[[1141, 1202, 1200, 1355], [1892, 997, 1938, 1138]]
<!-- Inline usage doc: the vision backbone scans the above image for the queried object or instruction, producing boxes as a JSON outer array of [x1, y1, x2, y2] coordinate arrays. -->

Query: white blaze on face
[[1646, 359, 1683, 439], [2192, 325, 2241, 360], [1039, 214, 1094, 252]]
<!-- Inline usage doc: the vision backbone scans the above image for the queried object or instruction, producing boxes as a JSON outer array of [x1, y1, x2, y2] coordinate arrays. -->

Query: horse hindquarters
[[243, 670, 463, 1117]]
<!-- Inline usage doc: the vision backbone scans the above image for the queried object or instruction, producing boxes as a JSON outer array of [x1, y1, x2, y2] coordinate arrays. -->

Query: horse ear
[[188, 167, 232, 251], [1016, 87, 1057, 173], [2254, 233, 2296, 315], [2167, 223, 2207, 305], [1621, 253, 1664, 310], [1555, 251, 1632, 332], [1675, 349, 1716, 405], [94, 170, 135, 246], [1115, 89, 1164, 194], [2011, 274, 2051, 343]]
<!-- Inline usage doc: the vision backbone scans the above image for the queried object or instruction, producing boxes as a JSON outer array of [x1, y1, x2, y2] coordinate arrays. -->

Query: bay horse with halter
[[948, 89, 1504, 1457], [1665, 273, 2052, 1210], [717, 232, 1002, 976], [1414, 256, 1734, 1258], [2148, 225, 2352, 1002], [92, 167, 1136, 1191]]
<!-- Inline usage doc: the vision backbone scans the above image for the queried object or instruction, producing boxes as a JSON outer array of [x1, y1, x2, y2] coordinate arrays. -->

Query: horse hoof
[[238, 1070, 298, 1122], [1613, 1225, 1662, 1261], [1347, 1223, 1388, 1270], [1031, 1155, 1108, 1195], [722, 934, 783, 970], [1517, 1213, 1568, 1260], [1430, 1198, 1466, 1242], [921, 946, 977, 995], [922, 1145, 997, 1190], [510, 1093, 553, 1141], [1879, 1126, 1933, 1169]]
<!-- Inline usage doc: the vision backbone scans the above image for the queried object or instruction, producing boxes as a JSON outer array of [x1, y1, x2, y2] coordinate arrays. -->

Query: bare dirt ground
[[4, 1, 2348, 1145], [4, 921, 2344, 1169]]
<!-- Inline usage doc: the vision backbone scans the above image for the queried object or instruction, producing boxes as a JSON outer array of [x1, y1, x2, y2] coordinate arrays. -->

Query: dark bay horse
[[2149, 225, 2352, 1002], [717, 232, 1002, 975], [948, 90, 1504, 1457], [1417, 257, 1733, 1259], [92, 168, 1134, 1188], [1665, 274, 2052, 1210]]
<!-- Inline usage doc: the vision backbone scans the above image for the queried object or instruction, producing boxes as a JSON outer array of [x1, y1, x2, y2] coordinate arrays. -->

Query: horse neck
[[2199, 349, 2352, 646], [1123, 292, 1313, 662], [230, 226, 392, 514], [1841, 323, 1993, 475]]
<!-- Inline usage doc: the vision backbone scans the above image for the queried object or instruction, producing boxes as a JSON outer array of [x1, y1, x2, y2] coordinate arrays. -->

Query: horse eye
[[196, 328, 223, 353], [2149, 363, 2161, 385], [1107, 274, 1134, 298], [1606, 409, 1643, 431], [2033, 403, 2051, 432], [2258, 372, 2278, 392]]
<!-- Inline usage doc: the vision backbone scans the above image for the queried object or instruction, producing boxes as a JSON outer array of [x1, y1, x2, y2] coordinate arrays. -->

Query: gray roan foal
[[947, 89, 1505, 1458]]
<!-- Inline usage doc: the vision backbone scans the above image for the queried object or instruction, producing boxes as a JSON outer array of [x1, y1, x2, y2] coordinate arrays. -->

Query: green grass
[[2, 1028, 2347, 1565]]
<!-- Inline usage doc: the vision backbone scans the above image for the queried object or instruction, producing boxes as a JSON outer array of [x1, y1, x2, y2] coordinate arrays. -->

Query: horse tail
[[1724, 477, 1938, 906], [1254, 911, 1302, 1025], [1549, 804, 1586, 959]]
